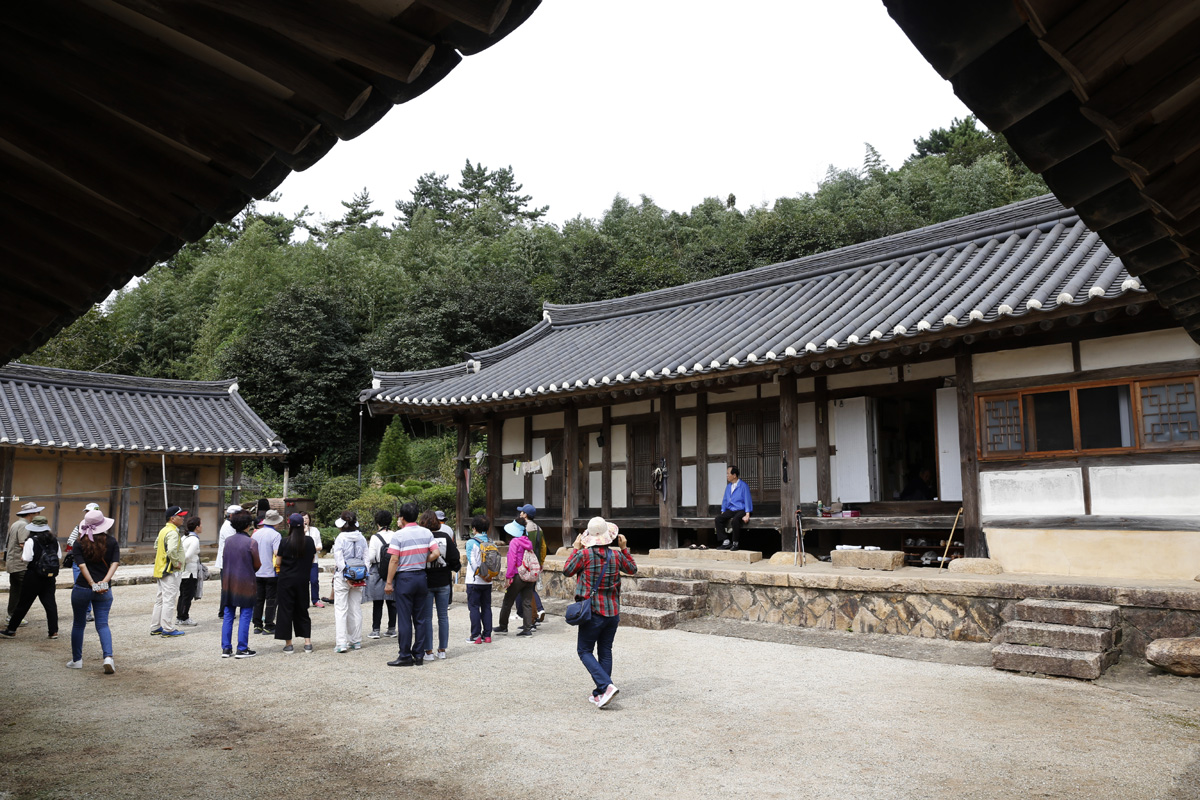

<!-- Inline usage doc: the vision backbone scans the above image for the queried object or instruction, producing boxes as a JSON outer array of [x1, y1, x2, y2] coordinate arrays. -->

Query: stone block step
[[618, 607, 678, 630], [638, 578, 709, 595], [992, 643, 1121, 680], [1014, 599, 1120, 629], [648, 548, 762, 563], [622, 590, 706, 612], [1000, 620, 1117, 653]]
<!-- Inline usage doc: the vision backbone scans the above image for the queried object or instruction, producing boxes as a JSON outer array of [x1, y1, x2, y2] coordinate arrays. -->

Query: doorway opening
[[874, 391, 939, 501]]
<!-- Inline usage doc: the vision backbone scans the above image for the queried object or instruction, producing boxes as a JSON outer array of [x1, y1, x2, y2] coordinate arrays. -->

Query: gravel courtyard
[[1, 582, 1197, 800]]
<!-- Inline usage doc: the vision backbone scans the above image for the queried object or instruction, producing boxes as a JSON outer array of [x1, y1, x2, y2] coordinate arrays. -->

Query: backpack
[[517, 547, 541, 583], [374, 533, 392, 577], [33, 535, 60, 579], [341, 536, 368, 585], [473, 537, 501, 582]]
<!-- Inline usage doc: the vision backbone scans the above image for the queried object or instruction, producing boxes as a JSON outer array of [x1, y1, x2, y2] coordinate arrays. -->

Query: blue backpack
[[341, 536, 368, 584]]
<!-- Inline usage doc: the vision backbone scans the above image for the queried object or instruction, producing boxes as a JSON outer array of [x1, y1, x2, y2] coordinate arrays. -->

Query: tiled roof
[[363, 195, 1145, 411], [0, 363, 286, 454]]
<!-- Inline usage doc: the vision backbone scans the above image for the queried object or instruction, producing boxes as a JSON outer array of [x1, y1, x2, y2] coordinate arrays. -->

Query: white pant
[[151, 572, 181, 632], [333, 578, 363, 648]]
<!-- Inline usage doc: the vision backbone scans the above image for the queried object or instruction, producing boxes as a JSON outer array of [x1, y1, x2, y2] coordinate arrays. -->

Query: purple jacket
[[505, 535, 533, 582]]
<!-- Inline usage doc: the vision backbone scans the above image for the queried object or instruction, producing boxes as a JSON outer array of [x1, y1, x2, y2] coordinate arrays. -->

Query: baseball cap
[[517, 504, 537, 518], [166, 505, 189, 518]]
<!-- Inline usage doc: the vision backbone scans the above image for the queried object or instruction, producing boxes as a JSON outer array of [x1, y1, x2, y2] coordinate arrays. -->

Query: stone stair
[[992, 599, 1122, 680], [620, 577, 709, 630]]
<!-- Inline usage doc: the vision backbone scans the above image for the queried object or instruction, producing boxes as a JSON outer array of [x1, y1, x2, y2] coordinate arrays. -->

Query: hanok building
[[361, 195, 1200, 582], [0, 363, 286, 545]]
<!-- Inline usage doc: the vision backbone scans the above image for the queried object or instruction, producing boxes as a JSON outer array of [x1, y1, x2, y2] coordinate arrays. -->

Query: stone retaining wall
[[541, 559, 1200, 657]]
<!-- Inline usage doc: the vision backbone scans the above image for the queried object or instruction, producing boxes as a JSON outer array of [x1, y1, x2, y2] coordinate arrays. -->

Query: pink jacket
[[505, 535, 533, 581]]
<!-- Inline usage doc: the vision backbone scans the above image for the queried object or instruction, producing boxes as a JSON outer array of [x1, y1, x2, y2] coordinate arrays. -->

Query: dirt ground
[[1, 581, 1198, 800]]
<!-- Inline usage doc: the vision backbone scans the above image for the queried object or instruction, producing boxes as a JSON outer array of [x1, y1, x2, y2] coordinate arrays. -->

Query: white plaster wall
[[611, 424, 627, 462], [612, 400, 651, 417], [795, 456, 818, 502], [797, 402, 816, 448], [588, 432, 604, 465], [973, 344, 1073, 382], [676, 394, 697, 410], [935, 387, 962, 501], [797, 377, 815, 394], [708, 385, 757, 404], [979, 469, 1085, 516], [531, 412, 564, 431], [1079, 328, 1200, 371], [707, 412, 727, 456], [501, 418, 524, 455], [1089, 464, 1200, 516], [707, 462, 727, 506], [531, 437, 546, 508], [611, 469, 627, 507], [579, 407, 603, 426], [829, 368, 896, 390], [761, 382, 780, 398], [829, 454, 838, 501], [680, 415, 697, 459], [826, 402, 836, 447], [588, 470, 601, 508], [501, 464, 523, 499], [681, 464, 698, 506], [986, 528, 1200, 581], [905, 359, 954, 381]]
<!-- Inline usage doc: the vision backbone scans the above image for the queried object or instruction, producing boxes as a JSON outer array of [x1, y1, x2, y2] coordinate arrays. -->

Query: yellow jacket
[[153, 522, 183, 578]]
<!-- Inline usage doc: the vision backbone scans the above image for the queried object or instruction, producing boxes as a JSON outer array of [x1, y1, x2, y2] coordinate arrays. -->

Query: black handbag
[[565, 549, 611, 626]]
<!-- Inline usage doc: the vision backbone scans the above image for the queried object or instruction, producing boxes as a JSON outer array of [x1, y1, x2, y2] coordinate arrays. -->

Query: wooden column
[[779, 376, 799, 554], [814, 376, 833, 553], [562, 406, 579, 549], [108, 455, 121, 519], [955, 354, 985, 558], [456, 420, 470, 537], [523, 416, 533, 503], [695, 393, 708, 516], [658, 394, 679, 549], [231, 458, 243, 507], [216, 456, 226, 511], [601, 406, 612, 518], [52, 453, 64, 533], [0, 447, 14, 532], [486, 416, 501, 527], [118, 457, 134, 547]]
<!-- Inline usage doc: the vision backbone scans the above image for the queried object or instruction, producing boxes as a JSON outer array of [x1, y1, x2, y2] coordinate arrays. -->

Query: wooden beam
[[0, 447, 13, 534], [955, 354, 984, 558], [118, 458, 134, 547], [562, 406, 579, 550], [779, 375, 799, 553], [658, 395, 678, 549], [486, 416, 501, 526], [523, 416, 533, 503], [455, 421, 469, 537], [601, 406, 612, 518], [814, 376, 832, 506], [110, 455, 123, 522], [52, 453, 64, 534], [695, 393, 708, 515], [422, 0, 513, 34], [231, 458, 243, 508]]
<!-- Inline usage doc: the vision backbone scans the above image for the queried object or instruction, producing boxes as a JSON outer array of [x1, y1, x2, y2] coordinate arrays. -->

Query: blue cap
[[517, 504, 537, 518], [503, 520, 526, 538]]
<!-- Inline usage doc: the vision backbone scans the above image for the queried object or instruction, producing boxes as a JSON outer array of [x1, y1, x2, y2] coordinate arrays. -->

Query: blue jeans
[[466, 584, 492, 639], [71, 585, 113, 661], [577, 613, 620, 696], [309, 563, 321, 604], [71, 564, 93, 614], [422, 584, 451, 652], [392, 571, 428, 660], [222, 606, 253, 652]]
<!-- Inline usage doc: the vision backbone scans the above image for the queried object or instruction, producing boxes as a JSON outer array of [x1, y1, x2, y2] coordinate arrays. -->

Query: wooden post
[[216, 456, 226, 511], [814, 376, 833, 553], [695, 393, 708, 516], [562, 406, 579, 549], [118, 457, 134, 547], [52, 453, 64, 533], [523, 416, 533, 503], [108, 454, 121, 519], [779, 376, 799, 554], [486, 416, 501, 528], [456, 420, 470, 536], [231, 458, 243, 507], [601, 406, 612, 518], [0, 447, 14, 532], [955, 354, 985, 558], [658, 394, 679, 549]]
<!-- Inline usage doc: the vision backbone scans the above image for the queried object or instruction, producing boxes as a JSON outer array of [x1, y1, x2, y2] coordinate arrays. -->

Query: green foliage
[[375, 417, 412, 481], [381, 482, 405, 496], [416, 483, 456, 520], [347, 487, 400, 533], [315, 475, 361, 527]]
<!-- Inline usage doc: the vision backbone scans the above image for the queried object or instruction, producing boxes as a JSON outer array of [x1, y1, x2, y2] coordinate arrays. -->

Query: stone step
[[622, 590, 706, 612], [1000, 620, 1117, 653], [992, 643, 1121, 680], [1013, 599, 1120, 629], [618, 607, 678, 630], [648, 548, 762, 563], [638, 578, 709, 595]]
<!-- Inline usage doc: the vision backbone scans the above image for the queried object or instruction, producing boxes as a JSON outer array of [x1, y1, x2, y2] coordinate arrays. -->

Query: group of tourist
[[2, 494, 639, 708]]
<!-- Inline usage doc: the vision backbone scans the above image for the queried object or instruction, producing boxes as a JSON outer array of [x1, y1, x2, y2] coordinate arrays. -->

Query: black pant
[[6, 571, 25, 620], [372, 598, 396, 631], [499, 578, 535, 630], [253, 576, 277, 629], [714, 510, 746, 546], [5, 573, 57, 635], [274, 580, 311, 640], [177, 577, 197, 621]]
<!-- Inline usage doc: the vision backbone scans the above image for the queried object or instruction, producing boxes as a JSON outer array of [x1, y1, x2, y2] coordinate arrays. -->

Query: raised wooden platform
[[803, 515, 959, 530]]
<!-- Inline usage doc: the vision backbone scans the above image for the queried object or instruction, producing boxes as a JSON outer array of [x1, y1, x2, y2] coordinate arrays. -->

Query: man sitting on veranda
[[714, 465, 752, 551]]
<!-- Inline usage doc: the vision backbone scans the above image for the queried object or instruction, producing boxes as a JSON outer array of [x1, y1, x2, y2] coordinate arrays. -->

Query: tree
[[376, 416, 412, 481], [395, 172, 457, 229]]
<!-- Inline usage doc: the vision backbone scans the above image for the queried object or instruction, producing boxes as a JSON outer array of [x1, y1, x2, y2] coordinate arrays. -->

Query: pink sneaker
[[473, 637, 482, 644], [312, 601, 326, 608], [482, 636, 492, 644]]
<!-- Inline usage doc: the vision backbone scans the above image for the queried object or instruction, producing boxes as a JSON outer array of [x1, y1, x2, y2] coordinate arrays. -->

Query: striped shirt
[[387, 524, 438, 572]]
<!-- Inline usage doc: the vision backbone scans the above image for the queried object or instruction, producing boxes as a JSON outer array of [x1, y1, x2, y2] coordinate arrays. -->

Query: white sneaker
[[595, 684, 619, 709], [436, 650, 446, 660], [368, 629, 381, 639], [66, 659, 82, 669], [103, 657, 115, 674]]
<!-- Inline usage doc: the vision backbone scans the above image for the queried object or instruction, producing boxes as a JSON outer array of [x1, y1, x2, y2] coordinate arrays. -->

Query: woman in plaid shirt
[[563, 516, 637, 709]]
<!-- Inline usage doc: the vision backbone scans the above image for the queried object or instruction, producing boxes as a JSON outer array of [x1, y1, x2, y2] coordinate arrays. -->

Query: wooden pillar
[[118, 458, 134, 547], [486, 416, 501, 527], [779, 376, 799, 554], [108, 455, 121, 519], [216, 456, 226, 511], [456, 420, 470, 537], [601, 406, 612, 518], [695, 393, 708, 516], [562, 406, 579, 549], [955, 354, 985, 557], [0, 447, 14, 532], [814, 376, 833, 553], [523, 416, 533, 503], [658, 394, 679, 549], [52, 453, 64, 533], [231, 458, 243, 508]]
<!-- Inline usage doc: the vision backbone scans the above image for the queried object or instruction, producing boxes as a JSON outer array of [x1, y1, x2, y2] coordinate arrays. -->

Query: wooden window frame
[[976, 371, 1200, 460], [727, 407, 781, 496]]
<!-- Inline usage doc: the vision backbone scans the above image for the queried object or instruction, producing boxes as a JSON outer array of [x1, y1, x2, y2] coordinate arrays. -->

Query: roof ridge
[[0, 362, 235, 396]]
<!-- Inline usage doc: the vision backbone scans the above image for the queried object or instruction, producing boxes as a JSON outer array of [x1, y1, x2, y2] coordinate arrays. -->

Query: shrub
[[347, 487, 400, 534], [381, 482, 405, 497], [315, 475, 360, 527], [417, 483, 456, 523], [376, 417, 411, 481]]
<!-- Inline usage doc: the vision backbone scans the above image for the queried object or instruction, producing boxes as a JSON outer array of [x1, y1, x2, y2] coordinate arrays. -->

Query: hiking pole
[[939, 507, 963, 570], [794, 505, 806, 567]]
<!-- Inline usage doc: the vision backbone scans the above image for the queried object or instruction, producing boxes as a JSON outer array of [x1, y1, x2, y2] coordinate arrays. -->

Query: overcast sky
[[260, 1, 973, 227]]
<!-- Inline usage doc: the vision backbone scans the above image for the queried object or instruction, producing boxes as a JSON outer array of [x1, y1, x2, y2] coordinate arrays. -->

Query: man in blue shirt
[[715, 465, 752, 551]]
